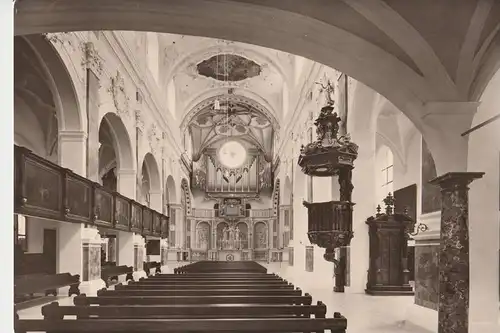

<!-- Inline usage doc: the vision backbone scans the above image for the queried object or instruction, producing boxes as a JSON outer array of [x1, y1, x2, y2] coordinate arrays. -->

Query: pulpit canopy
[[298, 105, 358, 177]]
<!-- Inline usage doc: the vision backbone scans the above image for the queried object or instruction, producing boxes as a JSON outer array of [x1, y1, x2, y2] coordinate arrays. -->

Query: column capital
[[116, 168, 136, 176], [430, 172, 484, 191], [59, 130, 87, 142]]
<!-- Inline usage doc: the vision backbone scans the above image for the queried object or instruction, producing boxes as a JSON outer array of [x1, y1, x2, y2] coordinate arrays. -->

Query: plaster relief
[[108, 71, 130, 118]]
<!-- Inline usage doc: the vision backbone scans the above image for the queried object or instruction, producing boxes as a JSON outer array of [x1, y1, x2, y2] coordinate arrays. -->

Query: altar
[[219, 250, 242, 262]]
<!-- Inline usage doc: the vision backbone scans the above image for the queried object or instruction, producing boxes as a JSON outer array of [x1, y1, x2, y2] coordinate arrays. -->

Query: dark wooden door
[[43, 229, 57, 274]]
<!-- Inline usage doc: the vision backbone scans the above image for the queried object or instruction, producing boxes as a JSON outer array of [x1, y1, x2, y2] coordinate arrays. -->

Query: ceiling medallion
[[197, 54, 261, 82]]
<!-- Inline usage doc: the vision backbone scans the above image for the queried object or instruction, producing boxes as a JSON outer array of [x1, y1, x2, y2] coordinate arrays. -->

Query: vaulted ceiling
[[158, 34, 293, 162]]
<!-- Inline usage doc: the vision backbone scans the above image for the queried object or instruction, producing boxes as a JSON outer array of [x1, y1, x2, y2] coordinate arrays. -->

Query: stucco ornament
[[108, 71, 130, 117], [81, 42, 103, 76]]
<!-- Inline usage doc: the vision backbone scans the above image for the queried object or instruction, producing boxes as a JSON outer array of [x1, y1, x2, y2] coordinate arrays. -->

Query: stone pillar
[[58, 130, 87, 294], [80, 227, 105, 295], [117, 230, 134, 282], [430, 172, 484, 333], [149, 190, 162, 212], [58, 223, 84, 294], [58, 130, 87, 177], [117, 169, 137, 199], [346, 132, 375, 293], [133, 234, 147, 280], [160, 239, 169, 272]]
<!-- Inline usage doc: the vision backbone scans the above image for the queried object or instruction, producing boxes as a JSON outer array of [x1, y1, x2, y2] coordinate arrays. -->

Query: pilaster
[[58, 130, 87, 176]]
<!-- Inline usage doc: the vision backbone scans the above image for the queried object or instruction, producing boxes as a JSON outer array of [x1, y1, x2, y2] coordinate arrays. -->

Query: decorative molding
[[135, 110, 145, 133], [81, 42, 103, 76], [108, 70, 130, 117], [101, 32, 182, 158]]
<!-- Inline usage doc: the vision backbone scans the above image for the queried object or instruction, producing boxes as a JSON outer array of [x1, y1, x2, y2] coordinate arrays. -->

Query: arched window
[[377, 145, 394, 204]]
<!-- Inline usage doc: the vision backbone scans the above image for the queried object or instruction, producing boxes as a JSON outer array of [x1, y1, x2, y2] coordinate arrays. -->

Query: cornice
[[101, 32, 183, 159]]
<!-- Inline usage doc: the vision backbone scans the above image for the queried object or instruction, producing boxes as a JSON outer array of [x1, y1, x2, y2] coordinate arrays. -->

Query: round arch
[[15, 0, 447, 128], [181, 89, 280, 129], [180, 94, 280, 133], [180, 178, 191, 215], [99, 112, 135, 171], [142, 152, 161, 193], [20, 35, 83, 132], [165, 175, 177, 204]]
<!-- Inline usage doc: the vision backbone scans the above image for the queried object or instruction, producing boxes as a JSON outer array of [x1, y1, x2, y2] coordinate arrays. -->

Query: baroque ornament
[[81, 42, 103, 76], [108, 71, 130, 117]]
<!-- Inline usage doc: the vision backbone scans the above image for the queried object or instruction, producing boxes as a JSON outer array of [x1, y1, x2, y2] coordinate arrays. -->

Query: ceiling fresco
[[197, 54, 262, 82]]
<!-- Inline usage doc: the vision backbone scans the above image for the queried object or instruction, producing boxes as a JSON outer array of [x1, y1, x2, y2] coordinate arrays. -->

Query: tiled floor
[[17, 262, 435, 332]]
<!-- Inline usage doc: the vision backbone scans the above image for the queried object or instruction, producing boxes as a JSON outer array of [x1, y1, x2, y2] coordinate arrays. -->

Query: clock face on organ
[[218, 141, 247, 169]]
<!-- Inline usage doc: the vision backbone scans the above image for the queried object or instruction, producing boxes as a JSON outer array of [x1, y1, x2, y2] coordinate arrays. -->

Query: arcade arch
[[98, 112, 135, 196], [139, 153, 162, 210]]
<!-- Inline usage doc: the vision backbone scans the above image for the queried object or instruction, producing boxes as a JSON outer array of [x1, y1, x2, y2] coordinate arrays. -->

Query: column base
[[470, 321, 500, 333], [80, 279, 107, 296], [133, 270, 148, 280], [404, 303, 438, 333]]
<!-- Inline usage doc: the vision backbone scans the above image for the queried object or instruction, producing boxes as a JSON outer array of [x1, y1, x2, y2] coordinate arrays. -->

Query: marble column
[[80, 227, 106, 295], [430, 172, 484, 333]]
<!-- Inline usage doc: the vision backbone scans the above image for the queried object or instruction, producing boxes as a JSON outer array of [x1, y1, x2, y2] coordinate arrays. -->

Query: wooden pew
[[101, 265, 133, 287], [73, 293, 314, 306], [41, 300, 327, 319], [14, 272, 80, 299], [174, 261, 267, 274], [123, 282, 295, 290], [137, 277, 288, 284], [143, 261, 161, 276], [149, 274, 282, 281], [15, 316, 348, 332], [97, 287, 303, 297]]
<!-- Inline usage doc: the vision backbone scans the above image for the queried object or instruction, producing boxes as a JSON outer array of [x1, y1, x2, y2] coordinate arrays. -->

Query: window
[[14, 215, 27, 252], [378, 146, 394, 203]]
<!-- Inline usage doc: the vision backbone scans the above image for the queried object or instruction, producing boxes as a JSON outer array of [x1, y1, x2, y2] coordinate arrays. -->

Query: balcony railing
[[14, 145, 168, 238], [191, 208, 274, 218]]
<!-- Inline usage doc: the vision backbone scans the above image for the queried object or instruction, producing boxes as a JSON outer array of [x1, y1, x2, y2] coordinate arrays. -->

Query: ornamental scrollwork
[[108, 71, 130, 117]]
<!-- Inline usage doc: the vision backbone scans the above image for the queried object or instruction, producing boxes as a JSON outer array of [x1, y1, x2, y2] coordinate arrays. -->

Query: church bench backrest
[[137, 278, 287, 284], [117, 283, 295, 290], [14, 273, 80, 297], [74, 294, 313, 306], [97, 288, 302, 297], [42, 301, 327, 319], [15, 316, 347, 332]]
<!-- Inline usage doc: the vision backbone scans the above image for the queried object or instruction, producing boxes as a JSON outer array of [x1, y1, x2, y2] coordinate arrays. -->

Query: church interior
[[8, 1, 500, 332]]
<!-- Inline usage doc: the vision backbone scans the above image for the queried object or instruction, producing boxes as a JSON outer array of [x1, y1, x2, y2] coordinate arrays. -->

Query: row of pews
[[15, 261, 348, 332], [14, 261, 162, 303]]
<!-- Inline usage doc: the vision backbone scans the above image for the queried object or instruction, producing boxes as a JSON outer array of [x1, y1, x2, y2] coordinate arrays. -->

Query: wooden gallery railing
[[14, 145, 169, 238]]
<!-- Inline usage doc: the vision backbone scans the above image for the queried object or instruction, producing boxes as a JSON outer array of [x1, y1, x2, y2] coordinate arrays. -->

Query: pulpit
[[365, 193, 414, 296], [298, 100, 358, 293]]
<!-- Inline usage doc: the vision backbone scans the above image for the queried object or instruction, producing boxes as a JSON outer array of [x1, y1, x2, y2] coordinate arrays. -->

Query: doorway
[[43, 229, 57, 274]]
